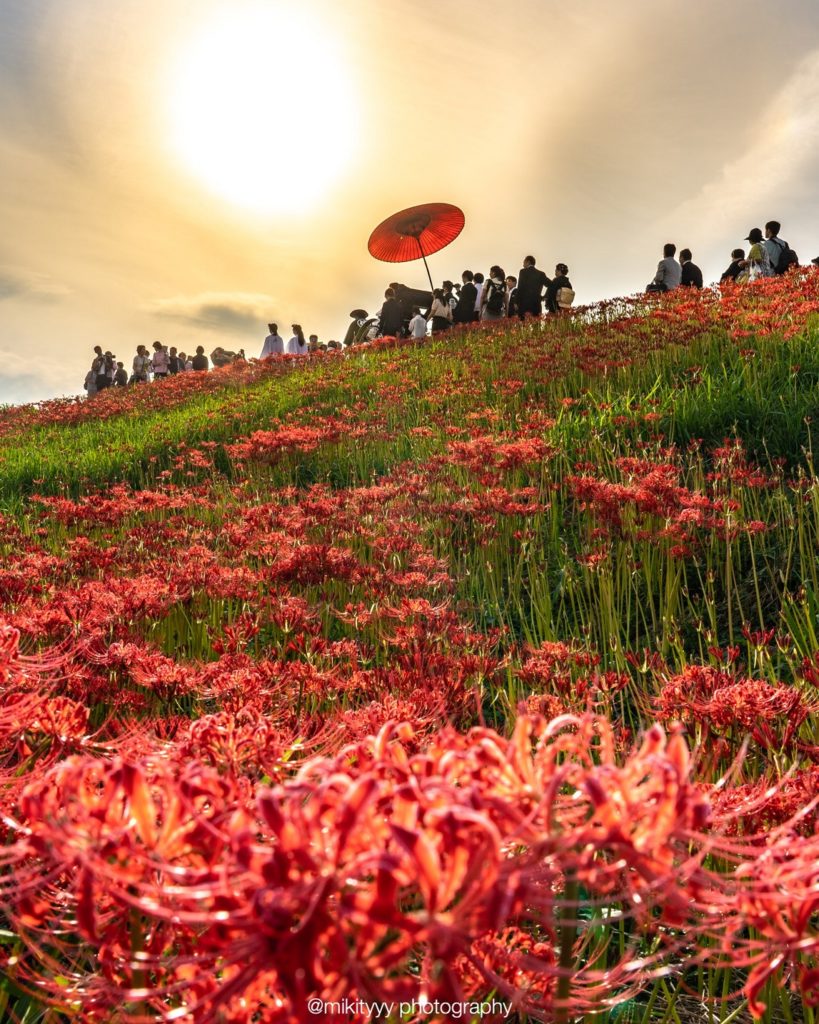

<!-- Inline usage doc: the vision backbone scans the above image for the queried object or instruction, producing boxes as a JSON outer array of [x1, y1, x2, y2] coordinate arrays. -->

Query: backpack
[[772, 239, 799, 275], [486, 280, 505, 315]]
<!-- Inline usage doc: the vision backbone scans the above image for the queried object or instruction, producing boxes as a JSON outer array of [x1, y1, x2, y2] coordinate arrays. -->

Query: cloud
[[666, 47, 819, 230], [0, 347, 74, 406], [146, 291, 278, 333], [0, 266, 70, 303]]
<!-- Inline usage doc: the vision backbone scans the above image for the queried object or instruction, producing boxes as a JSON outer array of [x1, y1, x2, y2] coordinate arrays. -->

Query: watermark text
[[307, 996, 510, 1020]]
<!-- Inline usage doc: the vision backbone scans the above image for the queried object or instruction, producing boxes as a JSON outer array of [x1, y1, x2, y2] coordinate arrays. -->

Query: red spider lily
[[655, 664, 815, 752], [4, 714, 819, 1020], [5, 271, 819, 1022]]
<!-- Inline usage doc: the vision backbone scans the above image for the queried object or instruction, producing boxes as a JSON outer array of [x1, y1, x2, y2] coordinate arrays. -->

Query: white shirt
[[261, 333, 284, 357], [408, 313, 427, 338], [474, 282, 485, 312], [286, 335, 308, 356]]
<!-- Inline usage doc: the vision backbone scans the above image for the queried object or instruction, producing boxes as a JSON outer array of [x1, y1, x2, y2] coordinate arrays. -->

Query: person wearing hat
[[738, 228, 772, 282], [344, 310, 370, 348]]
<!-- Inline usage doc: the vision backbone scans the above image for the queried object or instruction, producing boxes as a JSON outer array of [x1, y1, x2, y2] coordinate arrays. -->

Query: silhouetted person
[[91, 353, 104, 391], [114, 361, 128, 386], [94, 352, 112, 391], [344, 312, 372, 348], [505, 276, 519, 317], [191, 345, 209, 371], [210, 347, 236, 367], [679, 249, 703, 289], [441, 280, 458, 317], [481, 266, 507, 321], [517, 256, 548, 317], [453, 271, 477, 324], [546, 264, 573, 313], [472, 273, 485, 321], [132, 345, 150, 383], [151, 340, 170, 379], [386, 283, 408, 324], [720, 249, 745, 284], [429, 288, 453, 333], [378, 288, 403, 337]]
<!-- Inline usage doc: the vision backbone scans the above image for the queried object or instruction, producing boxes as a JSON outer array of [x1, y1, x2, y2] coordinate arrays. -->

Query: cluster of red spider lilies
[[2, 271, 819, 1022]]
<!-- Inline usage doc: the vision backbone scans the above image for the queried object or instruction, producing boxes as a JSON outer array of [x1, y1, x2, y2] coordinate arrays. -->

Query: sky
[[1, 0, 819, 405]]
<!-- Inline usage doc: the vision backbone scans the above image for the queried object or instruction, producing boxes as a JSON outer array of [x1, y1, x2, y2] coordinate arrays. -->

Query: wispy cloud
[[666, 47, 819, 232], [0, 266, 70, 303], [146, 291, 278, 333]]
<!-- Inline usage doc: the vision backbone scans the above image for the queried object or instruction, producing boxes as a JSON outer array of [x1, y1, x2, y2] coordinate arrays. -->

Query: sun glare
[[168, 6, 359, 215]]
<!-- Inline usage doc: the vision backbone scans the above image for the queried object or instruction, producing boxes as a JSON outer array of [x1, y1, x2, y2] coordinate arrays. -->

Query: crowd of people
[[259, 324, 343, 358], [341, 257, 575, 348], [645, 220, 804, 293], [388, 258, 573, 338], [83, 227, 819, 397], [84, 342, 211, 395]]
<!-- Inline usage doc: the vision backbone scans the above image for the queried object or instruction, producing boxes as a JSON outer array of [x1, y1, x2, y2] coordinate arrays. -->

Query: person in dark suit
[[516, 256, 548, 317], [680, 249, 704, 289], [378, 288, 403, 337], [389, 282, 414, 327], [453, 270, 477, 324], [505, 276, 519, 318]]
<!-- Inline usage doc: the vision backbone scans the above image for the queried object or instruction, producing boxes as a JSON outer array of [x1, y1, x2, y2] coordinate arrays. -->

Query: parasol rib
[[416, 236, 434, 291]]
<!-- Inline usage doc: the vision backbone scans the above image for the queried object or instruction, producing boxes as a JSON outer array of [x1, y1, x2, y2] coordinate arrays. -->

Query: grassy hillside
[[2, 272, 819, 1023]]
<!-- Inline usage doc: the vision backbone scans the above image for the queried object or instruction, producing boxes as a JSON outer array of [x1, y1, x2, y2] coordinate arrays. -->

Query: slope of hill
[[2, 273, 819, 1023]]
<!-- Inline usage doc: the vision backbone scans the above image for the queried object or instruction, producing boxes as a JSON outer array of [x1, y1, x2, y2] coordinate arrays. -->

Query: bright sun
[[168, 6, 359, 215]]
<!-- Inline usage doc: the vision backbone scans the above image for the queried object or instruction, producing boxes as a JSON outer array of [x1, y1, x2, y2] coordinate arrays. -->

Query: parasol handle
[[416, 236, 435, 292]]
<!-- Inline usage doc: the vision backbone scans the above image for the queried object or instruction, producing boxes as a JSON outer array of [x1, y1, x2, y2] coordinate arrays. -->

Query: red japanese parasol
[[367, 202, 465, 290]]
